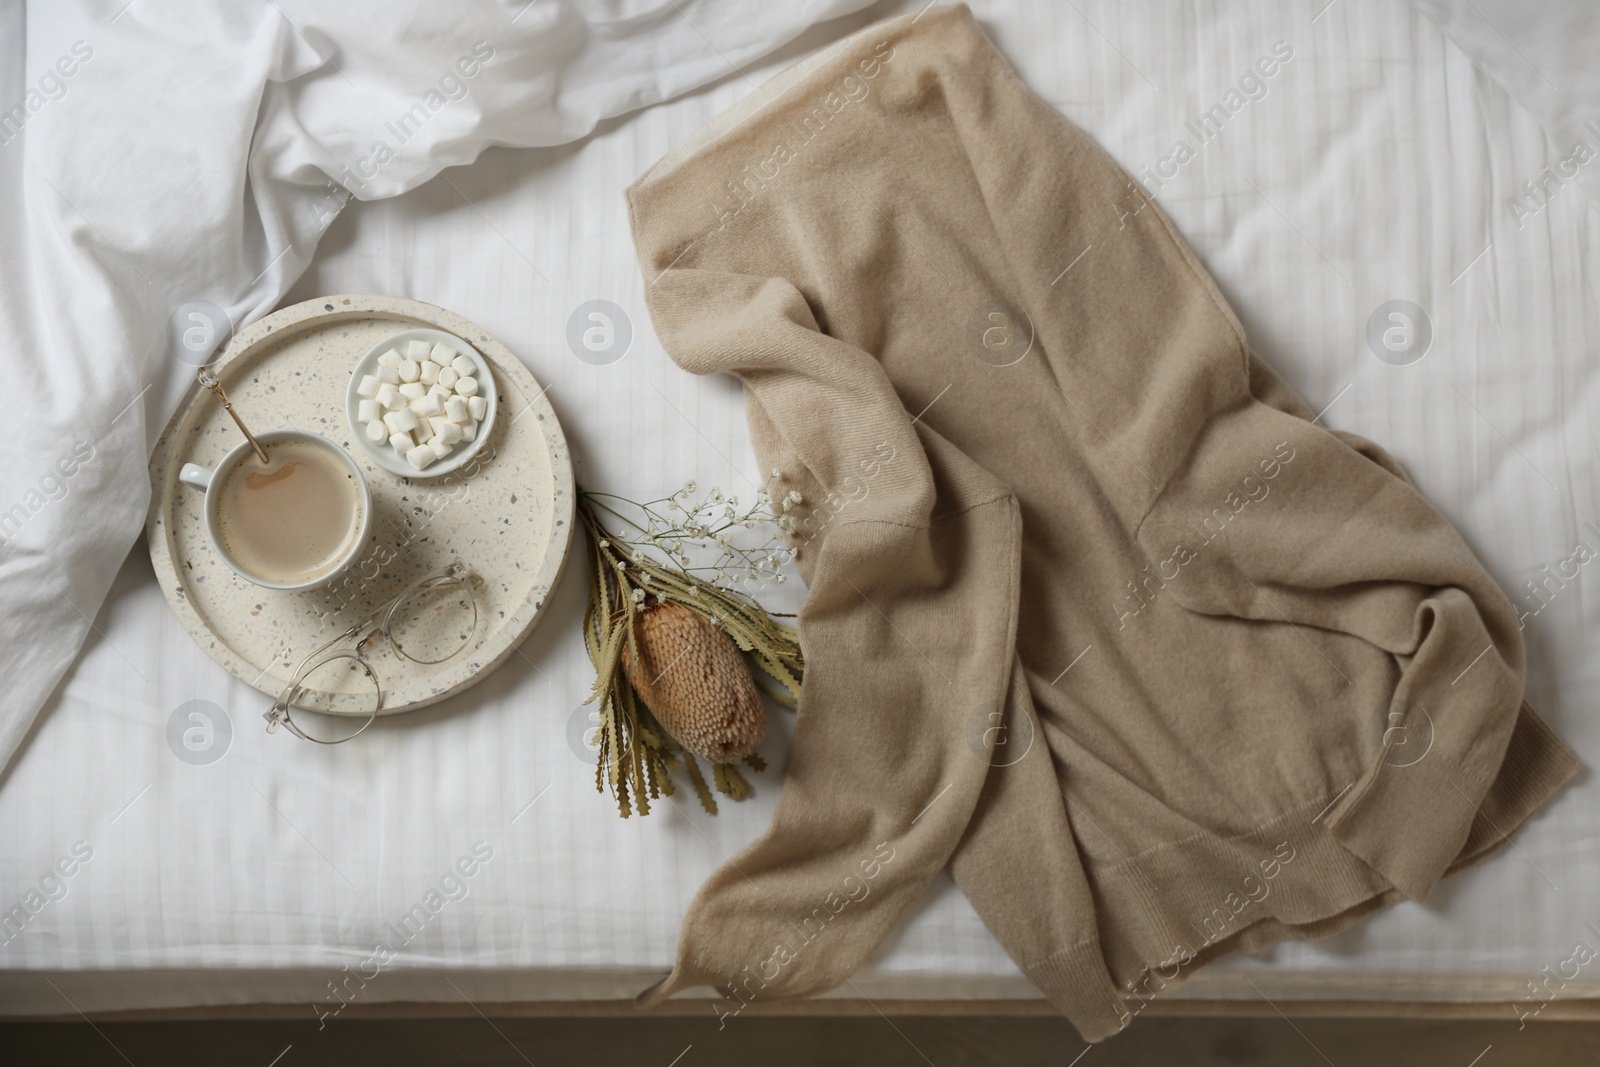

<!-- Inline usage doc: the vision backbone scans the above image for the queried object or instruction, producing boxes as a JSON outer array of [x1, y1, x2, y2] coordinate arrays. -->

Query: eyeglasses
[[264, 562, 483, 744]]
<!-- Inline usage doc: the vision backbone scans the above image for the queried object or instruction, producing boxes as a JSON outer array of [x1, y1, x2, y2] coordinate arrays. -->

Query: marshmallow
[[455, 375, 479, 397], [398, 382, 426, 401], [419, 360, 439, 385], [437, 366, 458, 389], [365, 419, 387, 442], [377, 363, 401, 385], [461, 420, 476, 442], [405, 444, 436, 470], [357, 398, 379, 422], [384, 408, 419, 434], [388, 431, 413, 453], [467, 395, 487, 420], [412, 393, 444, 418], [376, 349, 402, 368], [445, 395, 469, 423], [375, 383, 402, 409], [406, 340, 431, 361], [432, 343, 457, 366], [432, 417, 462, 445], [398, 359, 420, 383], [451, 354, 474, 377], [429, 383, 452, 400], [428, 437, 453, 459], [356, 374, 379, 399], [414, 415, 433, 442]]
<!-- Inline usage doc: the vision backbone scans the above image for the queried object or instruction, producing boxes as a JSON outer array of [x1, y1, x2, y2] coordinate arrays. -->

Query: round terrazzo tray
[[147, 295, 573, 716]]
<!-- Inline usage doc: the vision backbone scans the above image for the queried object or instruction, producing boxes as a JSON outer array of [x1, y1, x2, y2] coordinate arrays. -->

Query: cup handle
[[179, 463, 214, 491]]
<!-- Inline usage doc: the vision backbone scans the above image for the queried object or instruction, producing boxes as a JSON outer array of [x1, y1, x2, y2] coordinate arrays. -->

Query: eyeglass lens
[[388, 576, 477, 664], [286, 653, 379, 743]]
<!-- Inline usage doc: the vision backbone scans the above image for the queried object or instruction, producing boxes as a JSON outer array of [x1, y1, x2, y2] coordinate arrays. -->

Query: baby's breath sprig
[[576, 476, 804, 818], [581, 472, 800, 592]]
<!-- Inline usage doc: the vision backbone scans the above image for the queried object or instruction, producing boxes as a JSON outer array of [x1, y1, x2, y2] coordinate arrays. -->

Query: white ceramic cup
[[178, 429, 373, 592]]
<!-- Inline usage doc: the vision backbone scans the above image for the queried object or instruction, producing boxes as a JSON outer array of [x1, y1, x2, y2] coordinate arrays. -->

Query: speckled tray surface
[[147, 295, 573, 716]]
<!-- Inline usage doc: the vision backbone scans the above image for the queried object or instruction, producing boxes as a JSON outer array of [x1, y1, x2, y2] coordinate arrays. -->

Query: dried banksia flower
[[577, 487, 803, 818], [623, 602, 765, 763]]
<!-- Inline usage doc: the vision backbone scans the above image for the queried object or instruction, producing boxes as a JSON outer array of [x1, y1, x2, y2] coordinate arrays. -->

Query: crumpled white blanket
[[1412, 0, 1600, 207], [0, 0, 876, 775]]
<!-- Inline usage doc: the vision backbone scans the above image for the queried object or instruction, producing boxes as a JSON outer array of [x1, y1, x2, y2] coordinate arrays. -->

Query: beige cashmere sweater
[[624, 4, 1580, 1041]]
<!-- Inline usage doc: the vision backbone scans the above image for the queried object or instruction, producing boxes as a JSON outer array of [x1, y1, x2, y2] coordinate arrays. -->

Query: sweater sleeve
[[947, 656, 1130, 1036], [1132, 386, 1531, 901], [628, 268, 1123, 1037]]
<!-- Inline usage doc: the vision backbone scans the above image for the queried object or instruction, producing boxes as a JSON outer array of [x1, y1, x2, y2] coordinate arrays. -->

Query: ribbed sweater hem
[[635, 942, 1130, 1041], [1090, 698, 1579, 1001], [1018, 939, 1128, 1042]]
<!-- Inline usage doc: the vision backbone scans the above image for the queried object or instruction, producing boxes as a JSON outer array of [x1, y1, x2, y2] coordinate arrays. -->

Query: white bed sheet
[[4, 0, 1599, 1019]]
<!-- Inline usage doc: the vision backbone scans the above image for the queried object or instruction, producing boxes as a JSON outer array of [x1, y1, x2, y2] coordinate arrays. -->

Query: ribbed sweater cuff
[[1323, 698, 1577, 901], [1020, 939, 1127, 1043], [1324, 759, 1479, 901]]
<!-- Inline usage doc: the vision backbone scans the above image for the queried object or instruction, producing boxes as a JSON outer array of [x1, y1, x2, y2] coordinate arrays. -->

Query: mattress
[[4, 0, 1598, 1018]]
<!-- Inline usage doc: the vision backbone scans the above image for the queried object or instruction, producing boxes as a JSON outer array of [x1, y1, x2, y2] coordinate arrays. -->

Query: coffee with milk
[[215, 437, 364, 586]]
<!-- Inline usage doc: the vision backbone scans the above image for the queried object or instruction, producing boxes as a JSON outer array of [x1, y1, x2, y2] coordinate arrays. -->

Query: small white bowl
[[346, 327, 497, 479]]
